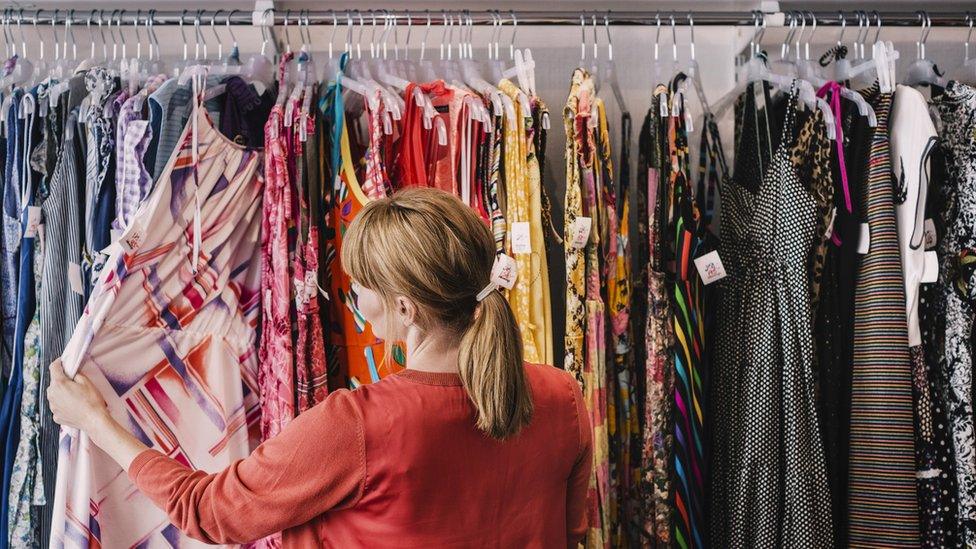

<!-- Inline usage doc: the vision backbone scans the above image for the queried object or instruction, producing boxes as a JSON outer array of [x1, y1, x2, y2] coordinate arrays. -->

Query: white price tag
[[671, 92, 682, 117], [570, 216, 592, 249], [511, 222, 531, 254], [491, 253, 518, 290], [120, 226, 146, 253], [924, 218, 937, 250], [857, 222, 871, 255], [659, 96, 669, 117], [23, 206, 41, 239], [693, 250, 727, 285], [922, 250, 939, 284], [68, 262, 84, 295]]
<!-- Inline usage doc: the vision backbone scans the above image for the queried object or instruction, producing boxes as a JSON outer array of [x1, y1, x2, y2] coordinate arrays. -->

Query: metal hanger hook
[[509, 10, 517, 60], [670, 12, 677, 62], [836, 11, 846, 47]]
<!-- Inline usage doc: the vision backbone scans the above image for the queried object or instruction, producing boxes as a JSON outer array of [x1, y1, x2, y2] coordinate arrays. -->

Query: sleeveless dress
[[709, 83, 834, 548], [50, 105, 264, 547], [325, 71, 403, 389]]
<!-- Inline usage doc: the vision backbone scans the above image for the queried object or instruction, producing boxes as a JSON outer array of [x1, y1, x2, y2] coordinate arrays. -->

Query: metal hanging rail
[[0, 9, 973, 28]]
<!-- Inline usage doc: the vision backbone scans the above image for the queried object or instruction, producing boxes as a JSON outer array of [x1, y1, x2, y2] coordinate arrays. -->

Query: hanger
[[848, 10, 898, 92], [650, 13, 675, 85], [798, 13, 876, 126], [713, 11, 836, 139], [5, 9, 33, 88], [905, 11, 945, 87], [769, 11, 799, 77], [241, 8, 274, 95], [951, 12, 976, 83], [32, 10, 48, 85], [796, 11, 820, 81], [684, 12, 711, 118]]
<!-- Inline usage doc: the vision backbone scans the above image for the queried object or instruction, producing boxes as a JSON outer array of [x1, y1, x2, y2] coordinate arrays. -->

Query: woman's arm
[[47, 360, 366, 544]]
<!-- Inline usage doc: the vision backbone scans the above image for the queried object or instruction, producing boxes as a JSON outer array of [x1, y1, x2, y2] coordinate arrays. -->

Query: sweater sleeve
[[566, 378, 594, 547], [128, 389, 365, 545]]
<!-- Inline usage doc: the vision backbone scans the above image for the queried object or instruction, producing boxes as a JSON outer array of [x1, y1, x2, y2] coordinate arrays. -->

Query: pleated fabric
[[847, 84, 921, 547]]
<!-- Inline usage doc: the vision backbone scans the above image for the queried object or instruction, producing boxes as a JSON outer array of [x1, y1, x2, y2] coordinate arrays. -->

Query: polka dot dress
[[709, 82, 834, 548]]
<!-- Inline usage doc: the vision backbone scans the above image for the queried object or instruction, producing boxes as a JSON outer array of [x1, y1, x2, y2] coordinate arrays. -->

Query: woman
[[47, 188, 593, 547]]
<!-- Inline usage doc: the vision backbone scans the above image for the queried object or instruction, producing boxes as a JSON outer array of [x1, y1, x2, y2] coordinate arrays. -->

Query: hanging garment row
[[0, 11, 559, 548], [0, 6, 973, 549]]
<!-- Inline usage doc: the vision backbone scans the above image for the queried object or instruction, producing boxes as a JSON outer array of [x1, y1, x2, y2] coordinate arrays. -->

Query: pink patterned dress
[[50, 105, 264, 548]]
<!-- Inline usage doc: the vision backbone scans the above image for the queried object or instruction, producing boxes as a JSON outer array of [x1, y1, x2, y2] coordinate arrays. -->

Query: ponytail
[[458, 289, 533, 440], [342, 188, 534, 440]]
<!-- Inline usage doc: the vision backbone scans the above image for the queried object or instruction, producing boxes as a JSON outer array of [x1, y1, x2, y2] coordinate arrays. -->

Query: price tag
[[693, 250, 727, 285], [68, 262, 84, 295], [491, 253, 518, 290], [570, 216, 592, 249], [671, 92, 683, 117], [23, 206, 41, 239], [659, 95, 669, 117], [684, 109, 694, 132], [922, 250, 939, 284], [924, 218, 937, 250], [120, 226, 146, 253], [857, 222, 871, 255], [511, 222, 531, 254]]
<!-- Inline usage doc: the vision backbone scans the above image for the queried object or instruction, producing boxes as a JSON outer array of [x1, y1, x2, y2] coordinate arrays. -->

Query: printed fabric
[[258, 80, 296, 443], [50, 104, 264, 548], [931, 80, 976, 546]]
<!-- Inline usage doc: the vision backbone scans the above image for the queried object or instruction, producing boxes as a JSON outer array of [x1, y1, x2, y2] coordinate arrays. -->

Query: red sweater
[[128, 363, 593, 547]]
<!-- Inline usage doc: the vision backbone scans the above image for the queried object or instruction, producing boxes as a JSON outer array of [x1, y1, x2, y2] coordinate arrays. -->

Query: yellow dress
[[499, 79, 551, 365]]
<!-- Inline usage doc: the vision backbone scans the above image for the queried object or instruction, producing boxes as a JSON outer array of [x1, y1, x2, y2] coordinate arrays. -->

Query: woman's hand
[[46, 359, 151, 473], [47, 359, 110, 432]]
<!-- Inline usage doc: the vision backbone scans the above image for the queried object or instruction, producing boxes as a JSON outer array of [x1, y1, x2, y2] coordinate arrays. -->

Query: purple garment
[[114, 106, 153, 231]]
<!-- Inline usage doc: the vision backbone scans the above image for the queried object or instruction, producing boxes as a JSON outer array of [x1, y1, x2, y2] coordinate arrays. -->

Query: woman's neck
[[404, 329, 460, 374]]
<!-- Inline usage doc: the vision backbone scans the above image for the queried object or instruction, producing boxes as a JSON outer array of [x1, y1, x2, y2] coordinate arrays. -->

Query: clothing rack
[[3, 9, 975, 28]]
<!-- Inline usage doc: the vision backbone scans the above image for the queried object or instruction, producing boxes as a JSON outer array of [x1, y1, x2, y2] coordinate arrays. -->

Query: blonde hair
[[341, 188, 532, 439]]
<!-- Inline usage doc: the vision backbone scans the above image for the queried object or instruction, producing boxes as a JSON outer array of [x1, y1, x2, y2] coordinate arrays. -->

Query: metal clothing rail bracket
[[252, 0, 274, 27]]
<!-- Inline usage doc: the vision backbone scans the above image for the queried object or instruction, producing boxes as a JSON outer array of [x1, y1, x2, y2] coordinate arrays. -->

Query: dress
[[639, 87, 675, 548], [847, 83, 921, 547], [932, 80, 976, 546], [709, 83, 833, 548], [50, 105, 264, 548], [325, 69, 402, 389], [815, 94, 871, 547], [891, 84, 958, 548], [258, 55, 297, 443]]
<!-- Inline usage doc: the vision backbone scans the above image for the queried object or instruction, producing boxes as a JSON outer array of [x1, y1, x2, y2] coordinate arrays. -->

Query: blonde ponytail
[[342, 188, 533, 440], [459, 289, 532, 440]]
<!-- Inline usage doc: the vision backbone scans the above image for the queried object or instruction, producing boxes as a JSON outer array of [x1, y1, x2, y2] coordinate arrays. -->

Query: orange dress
[[327, 106, 404, 388]]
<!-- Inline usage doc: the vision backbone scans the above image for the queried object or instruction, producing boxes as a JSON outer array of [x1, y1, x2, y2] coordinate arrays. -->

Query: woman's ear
[[394, 295, 417, 328]]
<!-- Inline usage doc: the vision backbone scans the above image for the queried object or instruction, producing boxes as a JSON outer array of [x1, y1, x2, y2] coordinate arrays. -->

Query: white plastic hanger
[[650, 13, 676, 86], [800, 12, 877, 126], [684, 12, 712, 118], [905, 11, 946, 87], [796, 11, 821, 82], [769, 11, 799, 78], [597, 12, 628, 116], [241, 8, 274, 95], [951, 12, 976, 84], [713, 12, 836, 139]]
